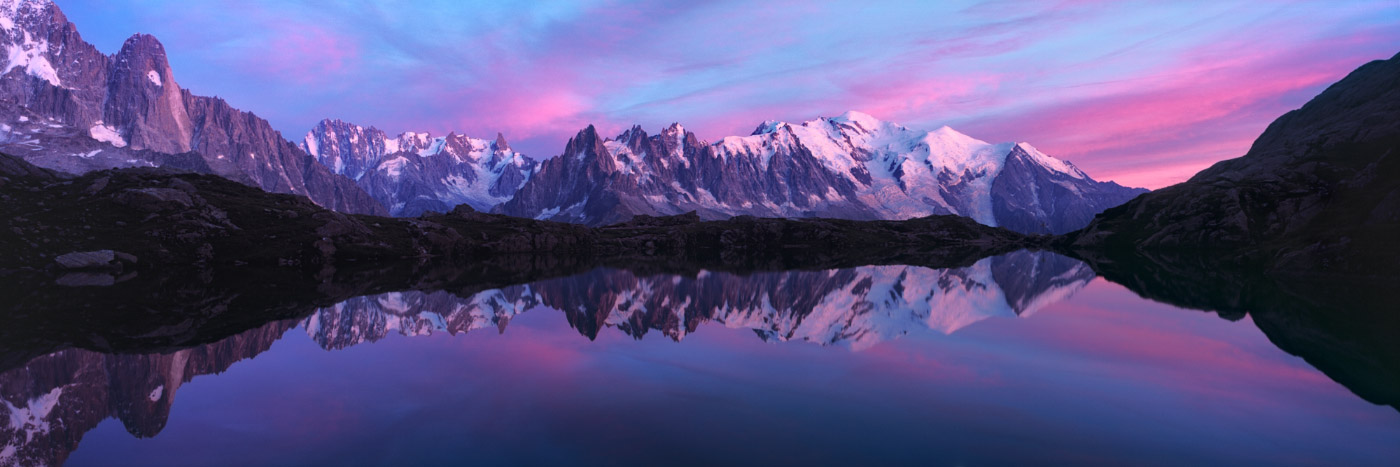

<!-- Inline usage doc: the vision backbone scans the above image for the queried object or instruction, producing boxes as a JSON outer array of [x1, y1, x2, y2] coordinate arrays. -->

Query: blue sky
[[59, 0, 1400, 187]]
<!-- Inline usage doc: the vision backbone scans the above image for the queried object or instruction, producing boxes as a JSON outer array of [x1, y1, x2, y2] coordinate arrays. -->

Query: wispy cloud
[[60, 0, 1400, 188]]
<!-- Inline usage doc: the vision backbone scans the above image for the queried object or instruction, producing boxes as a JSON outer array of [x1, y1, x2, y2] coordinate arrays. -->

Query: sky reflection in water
[[38, 255, 1400, 466]]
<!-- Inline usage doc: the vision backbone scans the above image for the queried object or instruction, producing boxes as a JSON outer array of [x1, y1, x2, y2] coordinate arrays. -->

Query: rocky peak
[[112, 34, 175, 92], [657, 122, 694, 157], [105, 32, 192, 154], [616, 125, 649, 153], [440, 131, 475, 160], [752, 120, 786, 135], [660, 122, 685, 135], [565, 125, 607, 157], [493, 132, 510, 152]]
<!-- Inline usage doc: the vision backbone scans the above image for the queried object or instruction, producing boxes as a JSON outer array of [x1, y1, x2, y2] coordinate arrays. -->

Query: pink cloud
[[958, 28, 1400, 188], [255, 25, 361, 85], [77, 0, 1400, 180]]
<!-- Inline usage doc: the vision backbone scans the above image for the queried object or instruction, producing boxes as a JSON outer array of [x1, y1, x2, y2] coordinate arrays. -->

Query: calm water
[[3, 251, 1397, 465]]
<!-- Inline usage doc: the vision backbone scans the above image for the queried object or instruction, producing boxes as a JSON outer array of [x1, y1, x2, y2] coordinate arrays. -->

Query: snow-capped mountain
[[499, 111, 1147, 233], [0, 0, 384, 214], [0, 0, 1140, 228], [301, 119, 537, 216]]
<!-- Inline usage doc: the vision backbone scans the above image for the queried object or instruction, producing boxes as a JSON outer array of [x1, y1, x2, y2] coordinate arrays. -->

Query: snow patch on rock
[[3, 29, 60, 87], [4, 385, 63, 444], [88, 123, 127, 147]]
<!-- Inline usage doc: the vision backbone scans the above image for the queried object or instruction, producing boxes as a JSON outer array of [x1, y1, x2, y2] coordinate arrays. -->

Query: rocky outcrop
[[53, 249, 135, 270], [1066, 51, 1400, 275], [497, 112, 1145, 233], [0, 0, 384, 215]]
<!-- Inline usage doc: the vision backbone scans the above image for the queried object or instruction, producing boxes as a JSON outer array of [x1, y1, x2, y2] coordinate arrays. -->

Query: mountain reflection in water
[[307, 251, 1093, 351], [1, 250, 1397, 466]]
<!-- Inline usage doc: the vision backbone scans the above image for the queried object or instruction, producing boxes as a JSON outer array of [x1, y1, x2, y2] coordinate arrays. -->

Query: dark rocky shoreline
[[0, 151, 1039, 281]]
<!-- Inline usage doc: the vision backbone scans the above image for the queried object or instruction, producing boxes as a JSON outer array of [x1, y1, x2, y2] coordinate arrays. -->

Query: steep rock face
[[498, 112, 1145, 233], [103, 34, 191, 154], [1067, 52, 1400, 274], [302, 119, 537, 216], [0, 0, 384, 215]]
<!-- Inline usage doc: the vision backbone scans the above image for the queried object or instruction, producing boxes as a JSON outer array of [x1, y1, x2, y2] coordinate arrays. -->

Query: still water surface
[[4, 251, 1395, 465]]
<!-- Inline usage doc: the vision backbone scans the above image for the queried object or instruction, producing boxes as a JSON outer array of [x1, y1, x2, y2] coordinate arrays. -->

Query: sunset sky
[[61, 0, 1400, 188]]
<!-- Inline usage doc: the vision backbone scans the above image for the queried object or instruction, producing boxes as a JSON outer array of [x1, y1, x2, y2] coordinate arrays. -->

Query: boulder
[[55, 250, 116, 269]]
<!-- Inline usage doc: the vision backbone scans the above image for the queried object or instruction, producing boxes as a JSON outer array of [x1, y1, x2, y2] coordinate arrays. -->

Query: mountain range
[[300, 119, 538, 217], [497, 113, 1145, 233], [2, 0, 1145, 233]]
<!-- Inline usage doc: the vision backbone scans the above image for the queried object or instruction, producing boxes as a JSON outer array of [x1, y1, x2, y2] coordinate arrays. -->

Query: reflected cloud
[[5, 247, 1397, 465], [0, 250, 1091, 465]]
